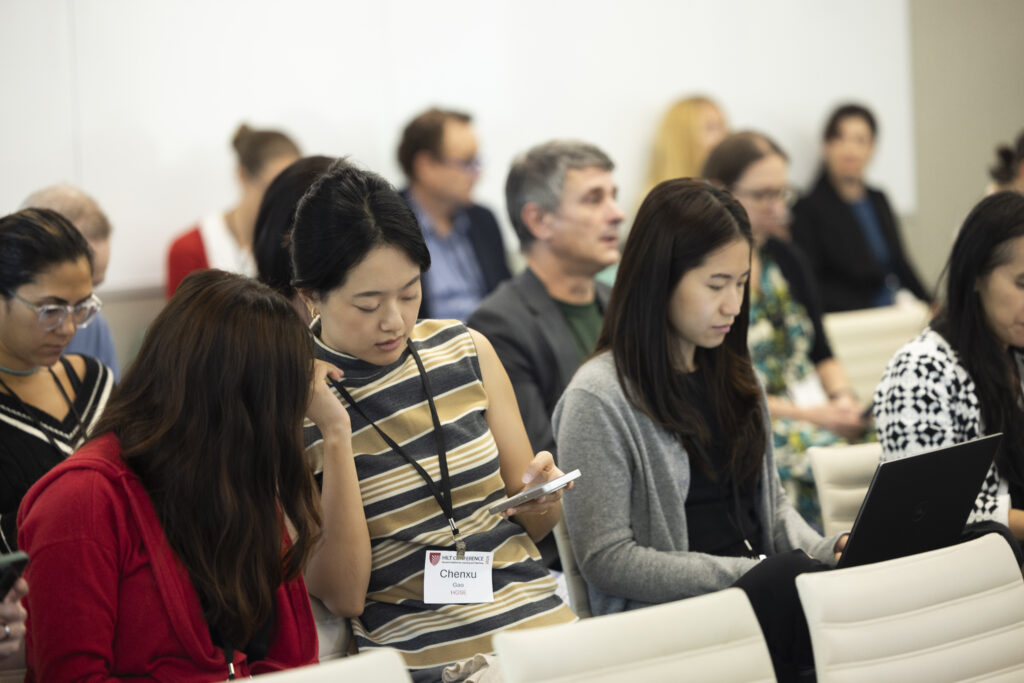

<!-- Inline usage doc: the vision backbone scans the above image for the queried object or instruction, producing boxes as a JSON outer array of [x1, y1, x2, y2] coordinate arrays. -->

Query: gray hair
[[505, 140, 614, 251], [20, 184, 112, 241]]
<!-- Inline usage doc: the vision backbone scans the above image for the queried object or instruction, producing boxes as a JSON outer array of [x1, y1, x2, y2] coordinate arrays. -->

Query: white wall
[[0, 0, 915, 292]]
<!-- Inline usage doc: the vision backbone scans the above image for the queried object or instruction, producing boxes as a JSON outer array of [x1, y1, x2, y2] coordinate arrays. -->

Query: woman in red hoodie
[[18, 270, 361, 681]]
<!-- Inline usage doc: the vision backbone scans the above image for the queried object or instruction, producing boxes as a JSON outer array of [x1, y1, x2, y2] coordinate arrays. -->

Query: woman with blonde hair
[[645, 96, 728, 189]]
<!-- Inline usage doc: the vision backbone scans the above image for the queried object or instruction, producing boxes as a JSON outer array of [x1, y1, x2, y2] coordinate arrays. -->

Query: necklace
[[0, 363, 40, 376], [0, 364, 83, 458]]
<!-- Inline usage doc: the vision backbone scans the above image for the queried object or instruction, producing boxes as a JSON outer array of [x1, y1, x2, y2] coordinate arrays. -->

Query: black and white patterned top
[[873, 328, 1023, 525]]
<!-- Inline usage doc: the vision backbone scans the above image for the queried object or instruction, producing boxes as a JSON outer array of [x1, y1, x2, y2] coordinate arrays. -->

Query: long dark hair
[[253, 155, 334, 299], [291, 158, 430, 297], [933, 191, 1024, 498], [597, 178, 765, 484], [90, 270, 321, 648]]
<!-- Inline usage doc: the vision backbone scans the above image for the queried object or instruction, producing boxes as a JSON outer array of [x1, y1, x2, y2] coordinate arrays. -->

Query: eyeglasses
[[9, 292, 103, 331], [435, 155, 482, 173], [733, 186, 798, 208]]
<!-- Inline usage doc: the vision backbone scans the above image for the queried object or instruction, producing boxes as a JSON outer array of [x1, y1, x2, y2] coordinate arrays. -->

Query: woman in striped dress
[[291, 159, 576, 681], [0, 209, 114, 553]]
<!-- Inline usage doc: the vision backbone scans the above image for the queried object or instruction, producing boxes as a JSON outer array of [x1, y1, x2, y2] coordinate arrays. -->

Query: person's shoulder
[[566, 352, 620, 396], [411, 318, 467, 343], [168, 226, 203, 253], [63, 353, 115, 391], [19, 435, 128, 523], [469, 271, 534, 321], [465, 202, 499, 225], [886, 328, 961, 377]]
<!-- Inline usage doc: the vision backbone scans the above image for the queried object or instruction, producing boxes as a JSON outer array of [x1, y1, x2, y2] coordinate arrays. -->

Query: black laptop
[[835, 433, 1002, 569]]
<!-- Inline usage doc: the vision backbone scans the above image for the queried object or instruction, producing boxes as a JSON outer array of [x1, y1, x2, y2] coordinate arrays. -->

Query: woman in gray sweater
[[553, 178, 845, 681]]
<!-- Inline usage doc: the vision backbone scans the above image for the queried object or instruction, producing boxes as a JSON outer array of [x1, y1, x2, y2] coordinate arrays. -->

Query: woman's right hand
[[0, 578, 28, 659], [306, 360, 351, 437], [807, 401, 867, 440]]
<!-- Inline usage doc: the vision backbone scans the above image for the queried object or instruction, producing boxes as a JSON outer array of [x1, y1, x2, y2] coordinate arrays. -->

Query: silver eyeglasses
[[733, 186, 799, 208], [9, 292, 103, 331]]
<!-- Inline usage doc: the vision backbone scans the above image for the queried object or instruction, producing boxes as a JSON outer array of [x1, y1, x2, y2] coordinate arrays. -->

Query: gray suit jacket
[[467, 268, 612, 456]]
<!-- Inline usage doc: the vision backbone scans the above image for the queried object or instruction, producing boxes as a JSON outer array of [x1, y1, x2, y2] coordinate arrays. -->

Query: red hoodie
[[17, 433, 318, 681]]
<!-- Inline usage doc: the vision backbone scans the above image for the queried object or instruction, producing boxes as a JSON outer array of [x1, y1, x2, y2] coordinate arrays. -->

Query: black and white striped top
[[0, 355, 114, 552], [304, 319, 574, 681]]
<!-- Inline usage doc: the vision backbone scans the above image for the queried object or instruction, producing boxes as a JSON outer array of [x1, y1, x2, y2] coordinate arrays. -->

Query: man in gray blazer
[[468, 140, 624, 458]]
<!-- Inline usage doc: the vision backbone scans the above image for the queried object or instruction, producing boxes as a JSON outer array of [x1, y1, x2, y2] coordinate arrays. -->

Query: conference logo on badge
[[429, 552, 441, 566]]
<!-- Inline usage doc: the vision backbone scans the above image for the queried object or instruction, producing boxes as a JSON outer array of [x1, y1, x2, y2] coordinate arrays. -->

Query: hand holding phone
[[0, 552, 28, 598], [1, 551, 28, 658], [488, 469, 581, 515]]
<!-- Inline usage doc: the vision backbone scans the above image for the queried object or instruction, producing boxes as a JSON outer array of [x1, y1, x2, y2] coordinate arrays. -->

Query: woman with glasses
[[0, 208, 113, 553], [791, 104, 930, 312], [704, 133, 868, 525]]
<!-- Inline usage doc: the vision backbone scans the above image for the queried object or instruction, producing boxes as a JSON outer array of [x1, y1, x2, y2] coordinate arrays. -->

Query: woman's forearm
[[304, 427, 371, 617]]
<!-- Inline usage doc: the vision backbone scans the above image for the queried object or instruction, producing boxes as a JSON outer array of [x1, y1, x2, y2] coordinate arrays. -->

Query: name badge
[[423, 550, 494, 604]]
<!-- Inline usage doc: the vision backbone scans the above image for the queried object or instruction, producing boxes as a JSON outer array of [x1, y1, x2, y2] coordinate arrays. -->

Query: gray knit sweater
[[552, 352, 839, 616]]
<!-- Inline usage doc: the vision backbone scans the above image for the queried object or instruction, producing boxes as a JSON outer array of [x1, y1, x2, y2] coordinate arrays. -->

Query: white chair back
[[552, 520, 591, 618], [796, 533, 1024, 683], [807, 442, 882, 537], [822, 300, 930, 401], [309, 594, 352, 660], [494, 587, 776, 682], [254, 647, 411, 682]]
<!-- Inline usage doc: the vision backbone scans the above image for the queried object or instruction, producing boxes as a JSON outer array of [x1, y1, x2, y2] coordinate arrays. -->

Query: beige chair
[[254, 647, 411, 682], [807, 442, 882, 537], [822, 299, 930, 401], [494, 587, 776, 682], [552, 520, 591, 617], [796, 533, 1024, 683]]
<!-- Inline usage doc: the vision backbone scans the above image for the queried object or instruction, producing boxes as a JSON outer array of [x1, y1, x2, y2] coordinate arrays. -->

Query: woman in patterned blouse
[[874, 192, 1024, 541], [703, 132, 869, 525]]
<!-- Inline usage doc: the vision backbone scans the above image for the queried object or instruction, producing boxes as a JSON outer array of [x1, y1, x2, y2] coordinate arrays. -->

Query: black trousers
[[732, 550, 827, 683]]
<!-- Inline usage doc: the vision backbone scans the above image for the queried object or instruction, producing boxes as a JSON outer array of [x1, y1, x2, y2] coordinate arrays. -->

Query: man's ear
[[521, 202, 553, 242], [411, 150, 435, 185]]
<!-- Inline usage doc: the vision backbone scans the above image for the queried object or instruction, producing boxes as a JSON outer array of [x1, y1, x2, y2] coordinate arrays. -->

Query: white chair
[[796, 534, 1024, 683], [255, 647, 411, 682], [822, 299, 930, 401], [309, 594, 353, 660], [494, 588, 776, 682], [552, 520, 591, 617], [807, 442, 882, 537]]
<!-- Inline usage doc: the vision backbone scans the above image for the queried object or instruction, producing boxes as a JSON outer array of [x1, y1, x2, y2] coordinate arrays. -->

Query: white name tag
[[423, 550, 494, 604], [789, 373, 827, 408]]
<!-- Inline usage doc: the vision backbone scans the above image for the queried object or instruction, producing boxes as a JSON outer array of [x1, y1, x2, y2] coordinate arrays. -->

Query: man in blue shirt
[[397, 108, 511, 321], [21, 185, 121, 379]]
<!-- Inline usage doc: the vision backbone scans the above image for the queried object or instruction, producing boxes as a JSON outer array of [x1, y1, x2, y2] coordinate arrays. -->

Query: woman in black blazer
[[792, 104, 930, 313]]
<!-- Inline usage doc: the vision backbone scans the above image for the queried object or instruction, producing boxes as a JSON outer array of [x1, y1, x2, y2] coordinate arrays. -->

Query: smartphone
[[0, 551, 28, 597], [488, 469, 581, 515]]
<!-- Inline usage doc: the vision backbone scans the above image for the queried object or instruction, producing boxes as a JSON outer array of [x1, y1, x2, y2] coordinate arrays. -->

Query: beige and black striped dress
[[304, 319, 575, 681]]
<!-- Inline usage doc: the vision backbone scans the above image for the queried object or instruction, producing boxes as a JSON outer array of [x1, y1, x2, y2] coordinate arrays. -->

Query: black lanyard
[[329, 342, 467, 558], [0, 365, 83, 460]]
